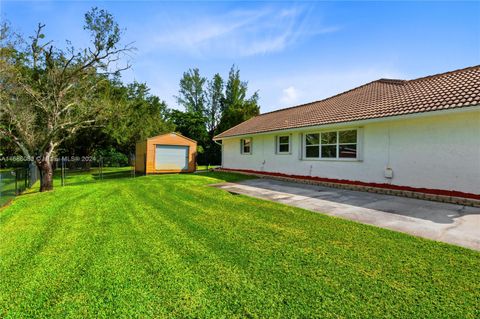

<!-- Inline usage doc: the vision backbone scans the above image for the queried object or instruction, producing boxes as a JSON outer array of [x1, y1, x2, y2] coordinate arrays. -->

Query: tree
[[0, 8, 133, 191], [105, 81, 174, 154], [167, 109, 208, 144], [175, 68, 206, 114], [171, 65, 260, 165], [205, 73, 224, 134], [217, 65, 260, 134]]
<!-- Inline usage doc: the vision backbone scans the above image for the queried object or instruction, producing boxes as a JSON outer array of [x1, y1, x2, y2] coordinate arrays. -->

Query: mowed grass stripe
[[116, 180, 218, 317], [60, 178, 208, 318], [0, 188, 107, 317], [129, 178, 279, 317], [126, 178, 261, 317]]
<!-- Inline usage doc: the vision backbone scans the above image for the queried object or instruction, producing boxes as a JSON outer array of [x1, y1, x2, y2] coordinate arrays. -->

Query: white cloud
[[280, 86, 300, 105], [141, 5, 338, 58]]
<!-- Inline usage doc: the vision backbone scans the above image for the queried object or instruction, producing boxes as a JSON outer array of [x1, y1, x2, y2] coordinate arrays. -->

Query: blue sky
[[2, 1, 479, 112]]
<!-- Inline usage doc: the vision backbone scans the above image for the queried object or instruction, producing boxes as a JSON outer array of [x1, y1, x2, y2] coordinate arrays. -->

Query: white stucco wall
[[221, 109, 480, 194]]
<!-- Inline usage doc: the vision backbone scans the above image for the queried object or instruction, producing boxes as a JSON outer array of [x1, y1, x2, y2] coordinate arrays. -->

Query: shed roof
[[146, 132, 197, 144]]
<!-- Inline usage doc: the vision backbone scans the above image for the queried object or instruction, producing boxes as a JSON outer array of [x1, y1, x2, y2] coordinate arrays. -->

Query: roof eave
[[213, 105, 480, 140]]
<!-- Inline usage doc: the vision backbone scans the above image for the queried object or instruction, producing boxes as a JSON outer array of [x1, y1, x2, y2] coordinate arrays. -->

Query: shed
[[135, 133, 197, 174]]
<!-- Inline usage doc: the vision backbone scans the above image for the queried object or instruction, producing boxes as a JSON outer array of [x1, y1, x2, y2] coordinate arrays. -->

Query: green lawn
[[0, 170, 478, 318]]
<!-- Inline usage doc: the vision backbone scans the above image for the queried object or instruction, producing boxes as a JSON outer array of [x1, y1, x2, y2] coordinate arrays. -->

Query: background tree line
[[57, 66, 260, 166], [0, 7, 260, 191], [170, 66, 260, 165]]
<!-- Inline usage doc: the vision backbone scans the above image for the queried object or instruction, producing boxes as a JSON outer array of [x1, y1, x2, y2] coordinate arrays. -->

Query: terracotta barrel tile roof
[[215, 65, 480, 139]]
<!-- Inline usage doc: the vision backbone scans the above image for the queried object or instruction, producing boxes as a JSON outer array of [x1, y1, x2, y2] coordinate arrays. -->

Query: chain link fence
[[0, 155, 135, 207], [54, 155, 136, 187], [0, 153, 221, 207], [0, 164, 39, 207]]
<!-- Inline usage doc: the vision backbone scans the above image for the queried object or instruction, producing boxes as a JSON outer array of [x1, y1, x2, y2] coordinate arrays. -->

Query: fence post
[[61, 158, 65, 186], [132, 155, 136, 178], [100, 157, 103, 180]]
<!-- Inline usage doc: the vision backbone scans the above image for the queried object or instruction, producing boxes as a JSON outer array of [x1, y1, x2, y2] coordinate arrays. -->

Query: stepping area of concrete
[[213, 178, 480, 250]]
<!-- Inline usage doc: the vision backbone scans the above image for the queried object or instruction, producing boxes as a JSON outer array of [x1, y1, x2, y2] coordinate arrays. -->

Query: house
[[135, 133, 196, 174], [213, 66, 480, 200]]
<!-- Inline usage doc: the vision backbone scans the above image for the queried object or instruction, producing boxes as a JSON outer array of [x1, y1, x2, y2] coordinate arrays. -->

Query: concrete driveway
[[213, 178, 480, 250]]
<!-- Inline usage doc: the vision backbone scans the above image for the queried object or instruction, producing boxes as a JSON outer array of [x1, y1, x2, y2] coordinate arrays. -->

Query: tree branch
[[0, 127, 31, 158]]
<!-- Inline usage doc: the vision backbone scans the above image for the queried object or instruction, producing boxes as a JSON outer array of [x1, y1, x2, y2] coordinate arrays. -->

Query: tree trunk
[[37, 157, 53, 192]]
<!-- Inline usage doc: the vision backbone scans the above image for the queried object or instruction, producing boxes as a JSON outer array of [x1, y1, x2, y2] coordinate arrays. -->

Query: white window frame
[[276, 135, 291, 154], [240, 138, 252, 155], [302, 128, 361, 161]]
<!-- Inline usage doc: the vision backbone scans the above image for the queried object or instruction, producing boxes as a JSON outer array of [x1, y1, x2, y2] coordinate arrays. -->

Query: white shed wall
[[222, 110, 480, 194]]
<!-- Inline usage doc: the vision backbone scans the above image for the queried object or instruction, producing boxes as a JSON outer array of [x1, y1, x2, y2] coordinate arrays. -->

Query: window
[[321, 132, 337, 158], [277, 135, 290, 154], [338, 130, 357, 158], [305, 133, 320, 158], [241, 138, 252, 154], [304, 129, 358, 159]]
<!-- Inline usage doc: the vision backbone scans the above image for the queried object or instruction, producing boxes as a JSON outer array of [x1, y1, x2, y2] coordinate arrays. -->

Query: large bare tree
[[0, 8, 133, 191]]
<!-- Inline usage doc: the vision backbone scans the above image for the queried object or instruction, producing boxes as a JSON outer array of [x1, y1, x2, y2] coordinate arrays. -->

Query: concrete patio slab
[[212, 178, 480, 250]]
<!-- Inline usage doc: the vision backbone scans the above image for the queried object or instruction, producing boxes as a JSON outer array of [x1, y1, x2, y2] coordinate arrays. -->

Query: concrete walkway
[[213, 179, 480, 250]]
